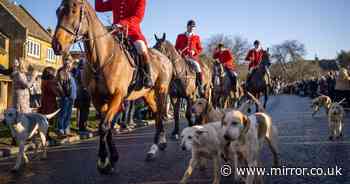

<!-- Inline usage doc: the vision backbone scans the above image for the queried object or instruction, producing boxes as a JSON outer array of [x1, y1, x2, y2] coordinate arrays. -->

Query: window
[[0, 35, 6, 50], [26, 39, 41, 58], [46, 48, 56, 62]]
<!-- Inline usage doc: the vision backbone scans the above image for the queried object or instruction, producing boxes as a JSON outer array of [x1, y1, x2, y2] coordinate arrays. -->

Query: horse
[[153, 34, 212, 139], [245, 50, 271, 111], [52, 0, 173, 174], [212, 62, 243, 109]]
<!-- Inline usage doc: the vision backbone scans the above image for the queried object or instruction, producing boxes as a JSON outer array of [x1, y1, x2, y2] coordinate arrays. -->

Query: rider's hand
[[190, 50, 196, 56]]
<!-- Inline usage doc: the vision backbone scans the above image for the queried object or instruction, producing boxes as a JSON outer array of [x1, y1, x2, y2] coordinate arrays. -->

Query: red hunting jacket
[[95, 0, 147, 43], [245, 49, 263, 69], [175, 33, 203, 61], [213, 49, 236, 71]]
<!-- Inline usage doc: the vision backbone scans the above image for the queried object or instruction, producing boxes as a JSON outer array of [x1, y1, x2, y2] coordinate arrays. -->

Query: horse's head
[[52, 0, 89, 55], [153, 33, 179, 60], [260, 49, 271, 67]]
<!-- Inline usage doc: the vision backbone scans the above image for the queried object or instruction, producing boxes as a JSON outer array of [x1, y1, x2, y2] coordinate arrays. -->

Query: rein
[[59, 0, 118, 79]]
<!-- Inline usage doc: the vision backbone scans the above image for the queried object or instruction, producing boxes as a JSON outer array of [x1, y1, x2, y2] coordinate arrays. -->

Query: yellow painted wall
[[0, 34, 9, 68], [26, 36, 62, 70], [0, 34, 10, 111]]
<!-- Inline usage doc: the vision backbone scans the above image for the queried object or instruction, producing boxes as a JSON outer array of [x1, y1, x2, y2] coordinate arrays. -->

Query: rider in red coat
[[245, 40, 264, 82], [213, 43, 237, 88], [245, 40, 264, 71], [175, 20, 204, 96], [95, 0, 153, 87]]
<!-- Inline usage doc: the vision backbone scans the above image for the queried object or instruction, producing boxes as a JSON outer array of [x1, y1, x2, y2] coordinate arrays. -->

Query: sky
[[12, 0, 350, 59]]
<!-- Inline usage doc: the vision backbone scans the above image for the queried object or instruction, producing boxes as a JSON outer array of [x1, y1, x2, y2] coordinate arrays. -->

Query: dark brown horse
[[52, 0, 173, 174], [246, 50, 271, 111], [153, 34, 212, 139], [212, 63, 243, 109]]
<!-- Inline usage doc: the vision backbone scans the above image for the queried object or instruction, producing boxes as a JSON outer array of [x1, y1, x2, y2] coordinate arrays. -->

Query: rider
[[95, 0, 153, 88], [175, 20, 204, 96], [213, 43, 238, 88], [245, 40, 264, 82]]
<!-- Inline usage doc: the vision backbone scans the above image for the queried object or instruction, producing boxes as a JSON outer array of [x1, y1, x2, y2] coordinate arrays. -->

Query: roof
[[318, 59, 339, 71], [0, 0, 52, 42]]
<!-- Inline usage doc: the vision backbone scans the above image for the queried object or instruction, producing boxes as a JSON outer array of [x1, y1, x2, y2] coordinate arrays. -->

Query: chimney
[[47, 27, 53, 36]]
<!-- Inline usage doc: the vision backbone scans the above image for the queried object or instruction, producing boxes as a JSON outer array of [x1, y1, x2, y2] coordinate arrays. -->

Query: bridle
[[57, 0, 85, 42], [56, 0, 117, 78]]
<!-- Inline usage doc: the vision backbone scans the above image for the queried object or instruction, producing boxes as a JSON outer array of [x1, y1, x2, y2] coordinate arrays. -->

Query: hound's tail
[[44, 109, 61, 120], [337, 98, 346, 105], [247, 92, 266, 113]]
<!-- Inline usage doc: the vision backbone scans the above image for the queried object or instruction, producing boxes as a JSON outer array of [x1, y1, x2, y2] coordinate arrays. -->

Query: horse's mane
[[160, 40, 182, 62]]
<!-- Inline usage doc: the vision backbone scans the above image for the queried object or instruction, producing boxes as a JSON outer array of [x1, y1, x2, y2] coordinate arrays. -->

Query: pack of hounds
[[180, 92, 280, 184], [1, 93, 346, 184], [311, 95, 346, 141]]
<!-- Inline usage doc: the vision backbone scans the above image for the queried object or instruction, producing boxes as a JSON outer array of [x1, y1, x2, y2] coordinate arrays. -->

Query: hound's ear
[[239, 115, 251, 144], [221, 114, 226, 127], [205, 101, 213, 114], [195, 129, 208, 136], [154, 34, 159, 42], [162, 33, 166, 41]]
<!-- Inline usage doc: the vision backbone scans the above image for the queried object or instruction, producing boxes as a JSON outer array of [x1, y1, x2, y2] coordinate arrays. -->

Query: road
[[0, 95, 349, 184]]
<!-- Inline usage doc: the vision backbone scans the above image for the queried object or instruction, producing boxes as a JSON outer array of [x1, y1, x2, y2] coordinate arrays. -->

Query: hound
[[3, 108, 60, 171], [190, 98, 253, 125], [180, 122, 225, 184], [311, 95, 332, 117], [328, 99, 346, 140]]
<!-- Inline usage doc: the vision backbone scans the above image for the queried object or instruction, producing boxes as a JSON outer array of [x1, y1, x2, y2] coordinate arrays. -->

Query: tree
[[337, 50, 350, 68], [271, 40, 306, 64], [205, 34, 250, 63]]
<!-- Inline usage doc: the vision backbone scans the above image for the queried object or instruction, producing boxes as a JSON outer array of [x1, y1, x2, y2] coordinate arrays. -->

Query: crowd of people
[[0, 55, 152, 141], [272, 68, 350, 107]]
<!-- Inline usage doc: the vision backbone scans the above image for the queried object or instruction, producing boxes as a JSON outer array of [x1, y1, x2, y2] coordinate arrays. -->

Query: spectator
[[28, 65, 42, 108], [11, 58, 37, 113], [74, 59, 91, 132], [39, 67, 59, 115], [334, 67, 350, 107], [56, 56, 77, 136]]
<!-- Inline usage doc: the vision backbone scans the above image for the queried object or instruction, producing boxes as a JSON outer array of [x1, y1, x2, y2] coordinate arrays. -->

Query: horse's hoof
[[171, 134, 179, 140], [159, 143, 167, 151], [247, 108, 251, 113], [340, 133, 344, 137], [329, 136, 333, 141], [11, 167, 19, 173], [97, 158, 114, 175], [145, 153, 156, 161]]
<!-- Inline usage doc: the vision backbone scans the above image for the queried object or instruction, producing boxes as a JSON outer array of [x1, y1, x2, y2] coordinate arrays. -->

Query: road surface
[[0, 95, 349, 184]]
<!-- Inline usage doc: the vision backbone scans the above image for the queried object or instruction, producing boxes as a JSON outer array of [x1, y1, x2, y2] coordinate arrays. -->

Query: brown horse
[[52, 0, 173, 174], [245, 50, 271, 111], [212, 63, 243, 109], [153, 34, 212, 139]]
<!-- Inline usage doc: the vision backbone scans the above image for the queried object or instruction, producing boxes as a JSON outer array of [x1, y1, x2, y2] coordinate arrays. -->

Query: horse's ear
[[154, 34, 159, 42], [162, 33, 166, 41]]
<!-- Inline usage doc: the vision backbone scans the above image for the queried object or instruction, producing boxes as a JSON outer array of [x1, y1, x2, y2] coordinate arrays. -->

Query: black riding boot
[[142, 54, 153, 88], [196, 72, 205, 97]]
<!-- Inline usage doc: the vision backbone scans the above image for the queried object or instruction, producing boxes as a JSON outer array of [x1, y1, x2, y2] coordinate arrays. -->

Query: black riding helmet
[[187, 20, 196, 27], [254, 40, 260, 45]]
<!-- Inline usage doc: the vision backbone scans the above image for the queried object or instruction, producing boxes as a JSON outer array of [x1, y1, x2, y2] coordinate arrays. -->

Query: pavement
[[0, 95, 349, 184]]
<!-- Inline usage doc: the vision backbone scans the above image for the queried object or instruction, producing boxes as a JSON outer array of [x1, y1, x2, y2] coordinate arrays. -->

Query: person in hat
[[95, 0, 153, 88], [56, 55, 77, 136], [245, 40, 265, 82], [175, 20, 204, 96], [213, 43, 238, 88]]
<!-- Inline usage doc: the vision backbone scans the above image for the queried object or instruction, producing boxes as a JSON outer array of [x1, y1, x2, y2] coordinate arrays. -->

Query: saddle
[[115, 32, 145, 94]]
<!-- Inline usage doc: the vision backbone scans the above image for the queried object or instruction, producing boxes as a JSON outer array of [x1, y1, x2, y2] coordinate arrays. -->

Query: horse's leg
[[144, 85, 168, 160], [171, 97, 180, 139], [255, 93, 260, 112], [186, 98, 194, 126], [97, 90, 123, 174], [264, 89, 268, 109]]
